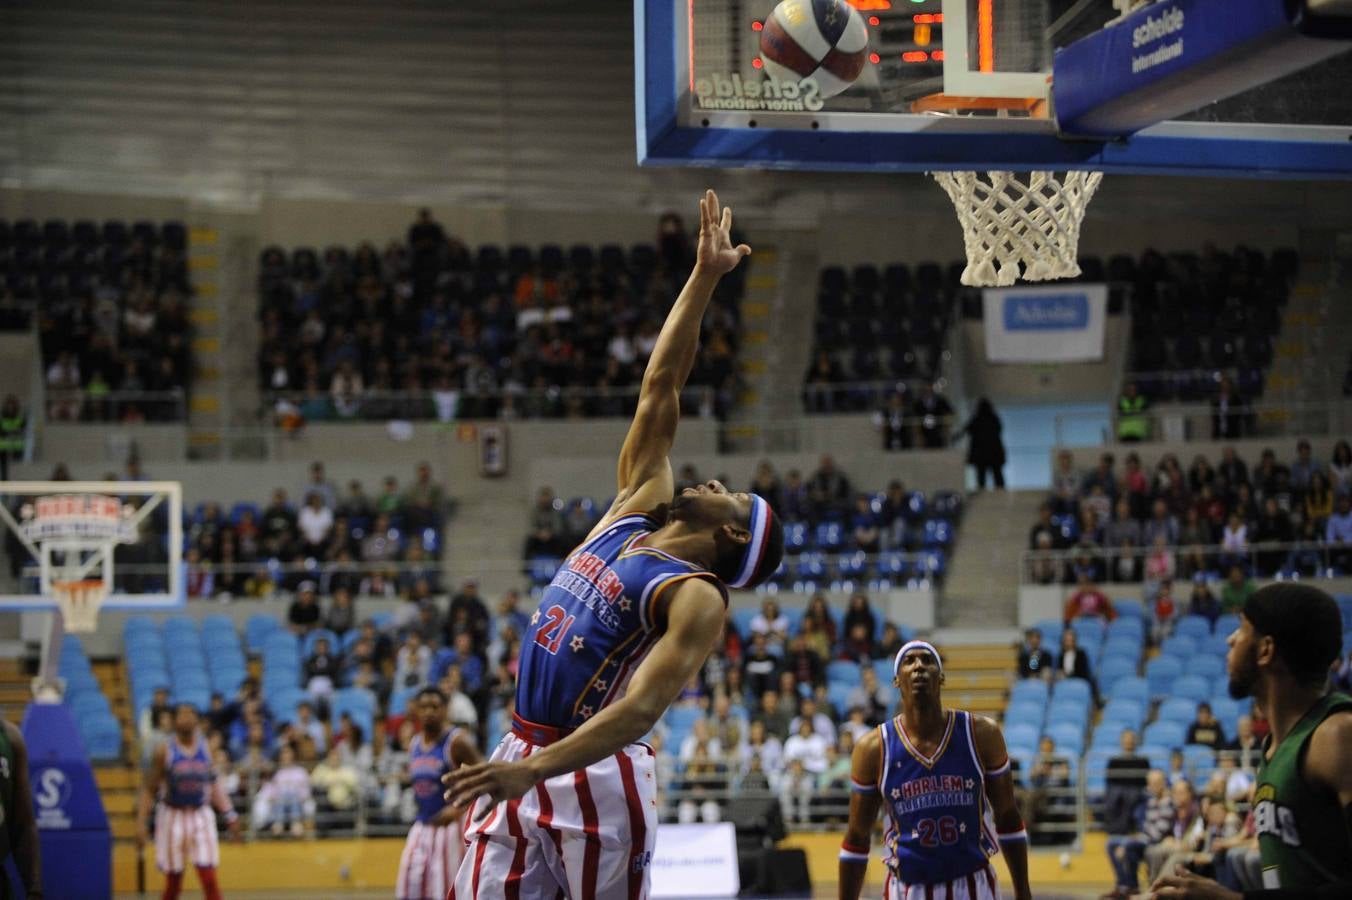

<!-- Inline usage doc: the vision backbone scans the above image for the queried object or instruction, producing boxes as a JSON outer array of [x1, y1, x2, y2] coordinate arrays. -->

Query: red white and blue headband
[[729, 495, 773, 590], [893, 640, 943, 678]]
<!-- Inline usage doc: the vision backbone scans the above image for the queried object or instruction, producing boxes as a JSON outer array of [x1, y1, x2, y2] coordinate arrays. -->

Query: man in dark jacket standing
[[955, 397, 1006, 489]]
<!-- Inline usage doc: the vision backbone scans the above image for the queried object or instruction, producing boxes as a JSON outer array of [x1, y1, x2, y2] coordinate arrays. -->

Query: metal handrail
[[1019, 539, 1338, 585], [1053, 398, 1352, 446]]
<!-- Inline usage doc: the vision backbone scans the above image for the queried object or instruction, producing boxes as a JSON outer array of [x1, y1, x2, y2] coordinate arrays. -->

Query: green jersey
[[1253, 692, 1352, 889]]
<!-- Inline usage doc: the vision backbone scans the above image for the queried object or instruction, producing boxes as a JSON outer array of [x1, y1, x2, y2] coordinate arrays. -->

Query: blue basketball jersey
[[515, 513, 726, 731], [409, 726, 461, 823], [164, 735, 213, 808], [877, 710, 999, 886]]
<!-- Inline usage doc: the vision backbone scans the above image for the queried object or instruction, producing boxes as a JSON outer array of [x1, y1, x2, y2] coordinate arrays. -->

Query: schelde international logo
[[1003, 295, 1089, 331], [693, 73, 825, 112]]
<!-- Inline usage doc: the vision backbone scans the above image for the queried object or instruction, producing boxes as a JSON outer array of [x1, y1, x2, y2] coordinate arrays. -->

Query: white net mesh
[[931, 170, 1103, 287], [54, 579, 107, 633]]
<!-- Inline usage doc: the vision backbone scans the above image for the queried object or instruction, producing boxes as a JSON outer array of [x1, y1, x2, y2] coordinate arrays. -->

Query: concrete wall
[[957, 315, 1131, 405]]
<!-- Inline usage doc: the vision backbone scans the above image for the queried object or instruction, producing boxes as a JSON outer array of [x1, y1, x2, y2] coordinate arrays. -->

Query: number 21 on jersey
[[533, 605, 576, 655]]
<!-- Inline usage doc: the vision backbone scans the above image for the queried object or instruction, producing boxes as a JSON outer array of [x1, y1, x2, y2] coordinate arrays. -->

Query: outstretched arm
[[973, 716, 1031, 900], [6, 722, 42, 898], [838, 726, 883, 900], [136, 743, 167, 849], [600, 191, 750, 528], [442, 579, 726, 814]]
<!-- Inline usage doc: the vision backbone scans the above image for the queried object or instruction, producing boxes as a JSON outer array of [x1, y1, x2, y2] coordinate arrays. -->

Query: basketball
[[759, 0, 868, 99]]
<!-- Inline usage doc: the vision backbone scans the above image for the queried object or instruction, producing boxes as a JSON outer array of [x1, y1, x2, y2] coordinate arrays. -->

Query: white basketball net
[[931, 170, 1103, 287], [54, 579, 108, 633]]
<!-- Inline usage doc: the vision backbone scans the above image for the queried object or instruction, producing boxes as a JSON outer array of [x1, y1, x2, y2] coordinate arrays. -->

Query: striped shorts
[[154, 804, 219, 874], [885, 863, 1001, 900], [451, 732, 657, 900], [397, 820, 464, 900]]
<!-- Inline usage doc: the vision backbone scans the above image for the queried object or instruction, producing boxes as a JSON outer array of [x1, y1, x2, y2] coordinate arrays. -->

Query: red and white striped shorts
[[451, 731, 657, 900], [397, 820, 463, 900], [154, 804, 219, 874], [885, 863, 1001, 900]]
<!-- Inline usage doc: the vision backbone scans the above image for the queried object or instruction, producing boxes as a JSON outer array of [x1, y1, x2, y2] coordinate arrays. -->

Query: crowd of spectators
[[5, 219, 196, 422], [259, 209, 746, 427], [1029, 441, 1352, 591]]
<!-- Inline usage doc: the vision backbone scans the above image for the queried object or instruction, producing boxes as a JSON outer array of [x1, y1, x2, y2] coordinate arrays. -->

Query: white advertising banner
[[983, 284, 1108, 363], [649, 822, 740, 899]]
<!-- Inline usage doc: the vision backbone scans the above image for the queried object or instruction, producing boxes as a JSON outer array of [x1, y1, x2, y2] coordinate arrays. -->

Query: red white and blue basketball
[[759, 0, 869, 98]]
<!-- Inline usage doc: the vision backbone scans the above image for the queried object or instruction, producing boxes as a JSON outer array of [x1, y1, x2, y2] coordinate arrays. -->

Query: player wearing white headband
[[444, 190, 784, 900], [839, 640, 1032, 900]]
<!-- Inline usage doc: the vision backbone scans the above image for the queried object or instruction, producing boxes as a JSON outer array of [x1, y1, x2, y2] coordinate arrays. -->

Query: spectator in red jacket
[[1063, 572, 1117, 623]]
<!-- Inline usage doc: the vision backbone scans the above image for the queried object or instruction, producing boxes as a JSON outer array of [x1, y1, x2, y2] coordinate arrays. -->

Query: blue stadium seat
[[826, 682, 854, 717], [920, 550, 946, 578], [665, 706, 702, 738], [1105, 616, 1145, 642], [729, 607, 758, 640], [1102, 635, 1143, 661], [1085, 750, 1113, 798], [1173, 616, 1212, 642], [244, 615, 280, 654], [302, 629, 340, 658], [1046, 722, 1085, 755], [1209, 698, 1242, 739], [171, 687, 210, 713], [1071, 617, 1107, 645], [1005, 723, 1040, 754], [263, 631, 299, 657], [836, 551, 868, 580], [1052, 678, 1092, 707], [1107, 676, 1148, 707], [1142, 720, 1186, 749], [1004, 700, 1046, 731], [794, 552, 827, 583], [1157, 697, 1198, 726], [826, 660, 860, 685], [1145, 657, 1183, 700], [783, 522, 808, 554], [123, 616, 159, 638], [1183, 744, 1217, 781], [1172, 675, 1211, 703], [1213, 614, 1241, 637], [1114, 598, 1145, 620], [814, 523, 844, 553], [875, 552, 909, 581], [1033, 619, 1063, 648], [1101, 697, 1145, 728], [922, 520, 953, 549], [331, 688, 376, 736], [1097, 657, 1136, 696], [1009, 680, 1049, 705], [1159, 635, 1197, 660], [1184, 656, 1225, 680]]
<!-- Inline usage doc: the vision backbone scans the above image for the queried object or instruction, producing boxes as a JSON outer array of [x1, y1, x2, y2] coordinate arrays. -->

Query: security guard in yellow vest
[[0, 394, 25, 480], [1116, 381, 1148, 442]]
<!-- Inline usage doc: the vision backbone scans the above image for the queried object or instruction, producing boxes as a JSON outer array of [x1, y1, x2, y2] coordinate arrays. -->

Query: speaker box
[[739, 847, 812, 896]]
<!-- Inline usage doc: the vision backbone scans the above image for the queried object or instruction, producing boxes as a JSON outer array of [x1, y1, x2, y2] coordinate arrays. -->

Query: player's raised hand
[[442, 759, 537, 818], [695, 189, 751, 276]]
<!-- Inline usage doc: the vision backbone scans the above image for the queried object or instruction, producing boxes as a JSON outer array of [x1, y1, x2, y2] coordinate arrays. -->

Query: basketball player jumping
[[1150, 583, 1351, 899], [396, 686, 481, 900], [443, 189, 784, 898], [137, 703, 240, 900], [839, 640, 1031, 900]]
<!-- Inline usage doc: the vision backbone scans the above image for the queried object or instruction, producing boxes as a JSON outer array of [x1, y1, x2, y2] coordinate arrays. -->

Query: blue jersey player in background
[[840, 641, 1032, 900], [445, 190, 785, 900]]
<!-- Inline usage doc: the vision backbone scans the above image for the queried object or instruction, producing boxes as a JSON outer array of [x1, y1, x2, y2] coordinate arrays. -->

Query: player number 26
[[915, 816, 960, 847], [534, 605, 577, 655]]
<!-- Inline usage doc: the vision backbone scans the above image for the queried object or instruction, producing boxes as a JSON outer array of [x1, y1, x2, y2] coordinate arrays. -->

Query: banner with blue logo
[[983, 285, 1107, 363]]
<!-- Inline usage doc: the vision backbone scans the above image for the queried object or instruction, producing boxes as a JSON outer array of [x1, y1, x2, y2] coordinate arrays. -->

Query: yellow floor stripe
[[741, 359, 767, 374], [743, 301, 770, 317], [744, 331, 768, 345], [188, 432, 221, 446], [189, 227, 218, 245], [748, 274, 778, 290], [188, 255, 218, 271], [190, 396, 220, 414], [189, 309, 219, 325], [192, 337, 220, 354], [195, 283, 218, 297]]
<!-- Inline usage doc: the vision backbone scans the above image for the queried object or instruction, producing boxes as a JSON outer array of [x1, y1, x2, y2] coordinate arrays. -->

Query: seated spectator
[[448, 579, 491, 652], [749, 599, 790, 653], [849, 495, 880, 552], [1018, 629, 1053, 680], [782, 718, 830, 774], [879, 480, 909, 548], [401, 461, 446, 531], [357, 569, 397, 599], [523, 488, 564, 558], [840, 707, 872, 744], [1056, 630, 1095, 692], [359, 514, 399, 563], [438, 666, 479, 729], [808, 455, 852, 521], [1216, 754, 1253, 808], [783, 636, 824, 691], [838, 623, 875, 665], [138, 687, 173, 745], [1186, 794, 1239, 880], [1063, 573, 1116, 623], [679, 718, 723, 764], [1188, 578, 1221, 625], [301, 462, 338, 510], [1152, 579, 1180, 643], [1142, 499, 1179, 548], [780, 469, 811, 523], [707, 694, 746, 754], [1103, 724, 1146, 891], [292, 701, 327, 755], [1026, 736, 1072, 834], [1219, 565, 1256, 614], [874, 391, 912, 451], [411, 603, 444, 648], [740, 718, 783, 784], [788, 697, 836, 743], [1304, 471, 1334, 527], [264, 746, 314, 837], [336, 479, 373, 522], [1186, 702, 1224, 750], [800, 594, 837, 660], [394, 632, 432, 689], [325, 586, 357, 635], [1109, 769, 1170, 897], [1227, 715, 1263, 772], [1029, 532, 1059, 585], [1219, 512, 1249, 567], [311, 746, 359, 813], [1142, 534, 1176, 599], [676, 742, 726, 825], [304, 639, 340, 702], [1253, 498, 1291, 575], [1145, 780, 1202, 883], [912, 383, 953, 449], [753, 689, 791, 741], [742, 634, 781, 699], [297, 494, 333, 557], [1325, 493, 1352, 570], [1166, 750, 1189, 787], [845, 666, 891, 724], [778, 757, 815, 825], [287, 581, 321, 634], [842, 593, 877, 644], [433, 633, 484, 695], [1050, 450, 1082, 516], [876, 623, 904, 661]]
